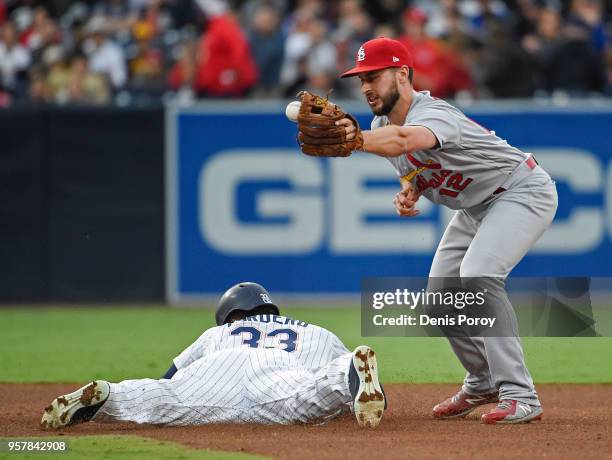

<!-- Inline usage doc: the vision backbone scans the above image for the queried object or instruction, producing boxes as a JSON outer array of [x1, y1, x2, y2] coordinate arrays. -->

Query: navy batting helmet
[[215, 282, 280, 326]]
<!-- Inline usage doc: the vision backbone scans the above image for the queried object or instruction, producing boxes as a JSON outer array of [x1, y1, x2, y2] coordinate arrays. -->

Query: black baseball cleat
[[41, 380, 110, 429], [348, 345, 386, 428]]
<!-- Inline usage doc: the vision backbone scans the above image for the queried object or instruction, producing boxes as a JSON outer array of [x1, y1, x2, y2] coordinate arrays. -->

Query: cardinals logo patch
[[357, 46, 365, 61]]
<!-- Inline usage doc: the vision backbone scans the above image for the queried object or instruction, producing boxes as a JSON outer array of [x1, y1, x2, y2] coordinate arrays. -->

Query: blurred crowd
[[1, 0, 611, 106]]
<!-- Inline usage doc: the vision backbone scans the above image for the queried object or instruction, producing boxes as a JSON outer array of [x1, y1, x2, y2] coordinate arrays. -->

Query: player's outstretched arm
[[361, 125, 438, 157], [336, 119, 437, 157]]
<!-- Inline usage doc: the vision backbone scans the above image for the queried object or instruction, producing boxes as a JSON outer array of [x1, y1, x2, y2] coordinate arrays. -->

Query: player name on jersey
[[238, 315, 309, 328]]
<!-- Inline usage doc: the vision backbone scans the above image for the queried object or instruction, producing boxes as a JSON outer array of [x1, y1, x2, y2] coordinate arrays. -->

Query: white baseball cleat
[[348, 345, 386, 428], [41, 380, 110, 429]]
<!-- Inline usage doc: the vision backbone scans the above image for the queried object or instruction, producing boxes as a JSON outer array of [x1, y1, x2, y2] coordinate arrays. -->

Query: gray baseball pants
[[428, 163, 558, 405]]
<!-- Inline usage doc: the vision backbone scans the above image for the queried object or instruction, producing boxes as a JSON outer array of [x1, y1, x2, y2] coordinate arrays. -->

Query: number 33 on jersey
[[173, 314, 350, 372]]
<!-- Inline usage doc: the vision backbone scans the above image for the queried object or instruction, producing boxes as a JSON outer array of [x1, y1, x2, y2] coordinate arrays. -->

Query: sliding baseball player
[[41, 282, 386, 428]]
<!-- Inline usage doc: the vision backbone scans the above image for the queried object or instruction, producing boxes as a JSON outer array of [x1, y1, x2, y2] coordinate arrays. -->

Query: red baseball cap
[[340, 37, 414, 78]]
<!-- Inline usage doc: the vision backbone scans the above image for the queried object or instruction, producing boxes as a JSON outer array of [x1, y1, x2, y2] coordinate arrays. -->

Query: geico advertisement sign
[[199, 148, 609, 255]]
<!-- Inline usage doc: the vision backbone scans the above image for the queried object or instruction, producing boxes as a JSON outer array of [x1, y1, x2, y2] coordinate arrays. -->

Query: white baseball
[[285, 101, 301, 122]]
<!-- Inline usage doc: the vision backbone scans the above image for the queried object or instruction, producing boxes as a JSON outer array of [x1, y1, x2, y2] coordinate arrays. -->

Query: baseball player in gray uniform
[[336, 37, 557, 424], [41, 282, 386, 429]]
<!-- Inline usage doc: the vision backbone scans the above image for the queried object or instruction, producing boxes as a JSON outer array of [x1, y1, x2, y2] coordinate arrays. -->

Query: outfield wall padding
[[0, 109, 46, 301], [0, 107, 165, 302]]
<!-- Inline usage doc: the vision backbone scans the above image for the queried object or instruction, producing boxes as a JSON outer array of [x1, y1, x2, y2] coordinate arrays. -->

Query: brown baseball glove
[[297, 91, 364, 157]]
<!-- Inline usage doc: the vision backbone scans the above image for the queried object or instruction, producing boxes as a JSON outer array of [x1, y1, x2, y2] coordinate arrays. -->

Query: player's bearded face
[[365, 73, 400, 116]]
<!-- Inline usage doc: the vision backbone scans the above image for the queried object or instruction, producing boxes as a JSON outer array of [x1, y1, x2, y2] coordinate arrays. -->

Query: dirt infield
[[1, 383, 611, 459]]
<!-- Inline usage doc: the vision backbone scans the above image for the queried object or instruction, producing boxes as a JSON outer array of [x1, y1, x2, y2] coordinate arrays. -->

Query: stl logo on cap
[[357, 46, 365, 62]]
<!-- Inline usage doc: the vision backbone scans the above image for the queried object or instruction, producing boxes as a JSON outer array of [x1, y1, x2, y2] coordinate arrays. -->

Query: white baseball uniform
[[373, 90, 558, 405], [93, 314, 354, 425]]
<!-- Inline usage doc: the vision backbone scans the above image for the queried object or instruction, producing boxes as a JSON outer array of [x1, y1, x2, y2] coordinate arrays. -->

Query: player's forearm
[[361, 126, 409, 157], [361, 125, 438, 157]]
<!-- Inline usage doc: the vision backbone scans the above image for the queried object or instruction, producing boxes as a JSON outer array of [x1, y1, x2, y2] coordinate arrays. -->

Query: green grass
[[1, 306, 611, 383], [0, 436, 267, 460]]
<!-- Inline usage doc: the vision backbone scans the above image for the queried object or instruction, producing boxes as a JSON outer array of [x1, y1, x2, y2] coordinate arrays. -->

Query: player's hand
[[393, 185, 420, 217], [335, 117, 357, 141]]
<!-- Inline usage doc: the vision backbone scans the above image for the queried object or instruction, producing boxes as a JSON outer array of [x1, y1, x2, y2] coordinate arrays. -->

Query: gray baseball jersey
[[94, 315, 354, 425], [373, 90, 530, 209]]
